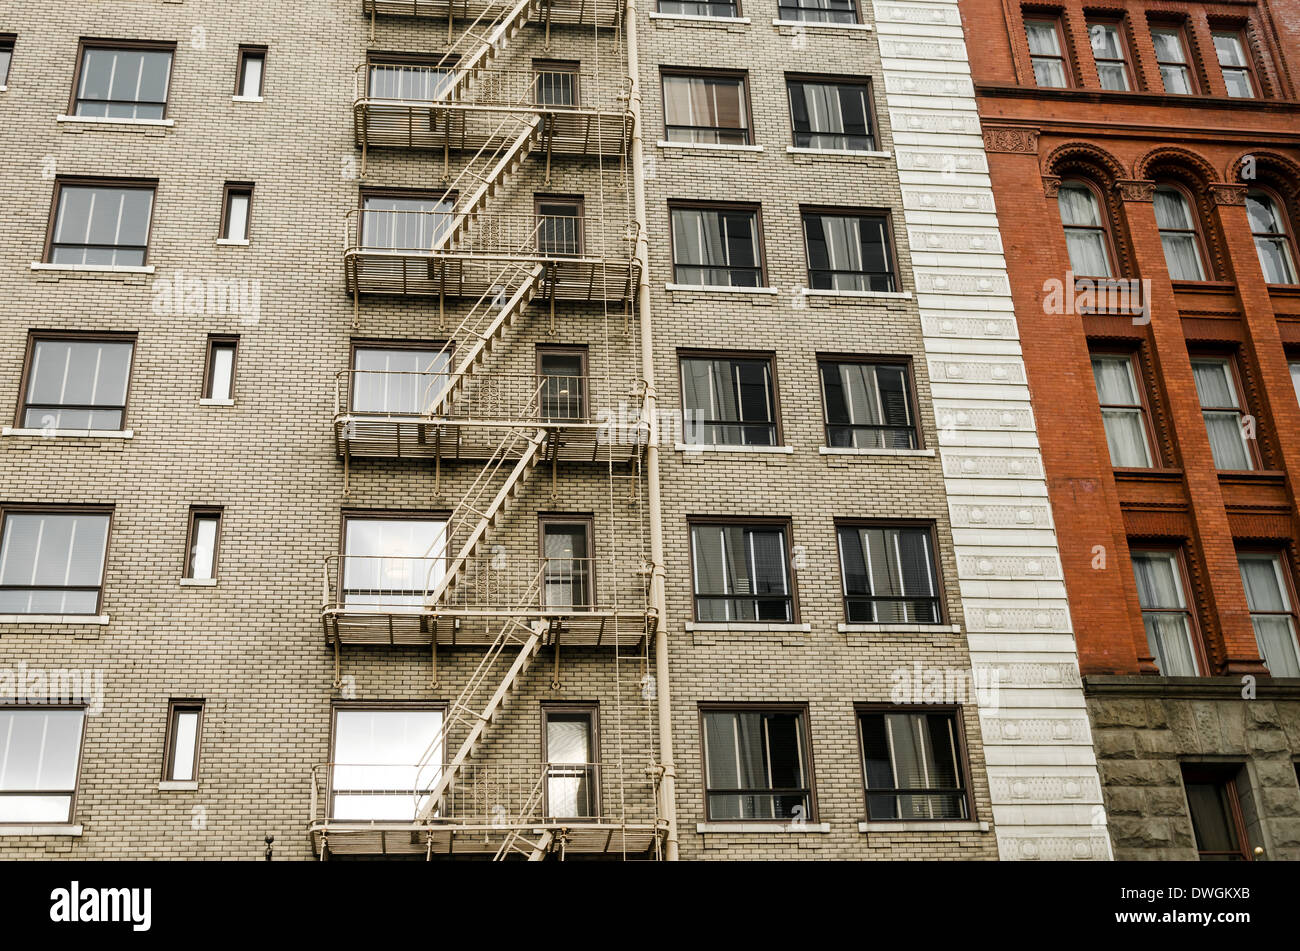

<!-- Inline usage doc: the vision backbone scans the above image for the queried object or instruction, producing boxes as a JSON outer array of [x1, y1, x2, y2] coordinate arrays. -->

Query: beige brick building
[[0, 0, 1105, 859]]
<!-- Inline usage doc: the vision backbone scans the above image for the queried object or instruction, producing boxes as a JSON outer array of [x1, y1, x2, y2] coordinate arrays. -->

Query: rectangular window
[[787, 78, 873, 151], [366, 57, 451, 101], [360, 191, 452, 252], [1131, 549, 1201, 676], [1151, 25, 1195, 94], [73, 42, 174, 119], [164, 701, 203, 782], [1088, 21, 1131, 90], [662, 72, 749, 145], [820, 359, 917, 449], [1154, 186, 1207, 280], [859, 709, 969, 820], [0, 708, 86, 823], [185, 508, 222, 581], [1290, 360, 1300, 406], [20, 334, 135, 430], [803, 210, 895, 291], [1091, 353, 1154, 468], [47, 180, 155, 266], [1212, 30, 1255, 98], [680, 353, 777, 446], [669, 204, 763, 287], [0, 36, 13, 86], [544, 705, 598, 819], [690, 522, 793, 622], [350, 344, 449, 415], [0, 508, 110, 616], [1238, 553, 1300, 678], [533, 60, 577, 107], [535, 196, 583, 256], [702, 707, 811, 821], [537, 346, 587, 421], [540, 517, 593, 610], [220, 183, 252, 241], [1182, 766, 1250, 860], [204, 336, 238, 401], [341, 515, 448, 611], [1191, 357, 1254, 470], [235, 45, 265, 98], [837, 524, 940, 623], [777, 0, 857, 23], [657, 0, 738, 16], [1025, 18, 1070, 87], [330, 707, 444, 820]]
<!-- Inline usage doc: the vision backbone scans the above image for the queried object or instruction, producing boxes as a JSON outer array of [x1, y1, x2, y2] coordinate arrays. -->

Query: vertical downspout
[[625, 0, 678, 861]]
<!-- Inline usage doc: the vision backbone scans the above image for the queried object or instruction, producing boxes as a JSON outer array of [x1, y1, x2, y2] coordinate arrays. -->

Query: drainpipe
[[625, 0, 678, 861]]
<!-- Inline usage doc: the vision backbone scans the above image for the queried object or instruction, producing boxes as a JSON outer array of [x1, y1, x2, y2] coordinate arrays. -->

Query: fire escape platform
[[333, 416, 646, 464], [361, 0, 622, 28], [344, 252, 638, 303], [309, 820, 663, 857], [323, 607, 655, 648]]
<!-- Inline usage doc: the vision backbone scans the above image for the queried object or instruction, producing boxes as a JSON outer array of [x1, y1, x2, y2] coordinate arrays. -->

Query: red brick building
[[956, 0, 1300, 858]]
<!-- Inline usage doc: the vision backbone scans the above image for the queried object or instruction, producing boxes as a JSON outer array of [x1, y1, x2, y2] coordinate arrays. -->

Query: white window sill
[[0, 614, 109, 625], [179, 578, 218, 587], [216, 238, 250, 246], [231, 95, 264, 103], [799, 287, 912, 300], [839, 622, 961, 634], [159, 780, 199, 791], [675, 443, 793, 454], [665, 283, 778, 295], [0, 86, 7, 93], [772, 18, 872, 31], [819, 446, 934, 457], [656, 140, 763, 153], [686, 622, 811, 633], [649, 12, 750, 24], [697, 822, 830, 833], [787, 146, 891, 158], [30, 262, 154, 275], [199, 398, 235, 407], [0, 824, 83, 837], [3, 427, 133, 438], [56, 114, 175, 127], [859, 820, 989, 833]]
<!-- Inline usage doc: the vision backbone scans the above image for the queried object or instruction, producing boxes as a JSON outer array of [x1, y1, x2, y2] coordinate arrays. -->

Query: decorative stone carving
[[1208, 183, 1247, 206], [1115, 179, 1156, 202], [983, 126, 1039, 154], [1042, 175, 1061, 198]]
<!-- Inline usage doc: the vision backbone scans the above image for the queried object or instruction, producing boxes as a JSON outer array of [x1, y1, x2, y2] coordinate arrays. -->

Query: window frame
[[43, 176, 158, 267], [535, 343, 590, 421], [69, 38, 177, 119], [1150, 22, 1199, 95], [667, 200, 767, 288], [1180, 764, 1252, 861], [1086, 18, 1133, 91], [348, 338, 453, 416], [800, 205, 899, 293], [1210, 27, 1256, 99], [1057, 178, 1118, 279], [677, 348, 782, 447], [202, 334, 239, 402], [234, 44, 267, 98], [337, 508, 451, 608], [1190, 353, 1259, 471], [533, 193, 585, 257], [327, 701, 447, 822], [687, 516, 799, 623], [1130, 545, 1208, 676], [0, 504, 114, 617], [776, 0, 861, 24], [1153, 182, 1209, 282], [697, 702, 817, 823], [817, 353, 922, 450], [162, 700, 205, 783], [834, 518, 947, 625], [1024, 14, 1073, 89], [855, 703, 973, 823], [184, 506, 224, 581], [16, 330, 138, 431], [785, 73, 876, 152], [656, 0, 741, 17], [1245, 186, 1299, 285], [541, 702, 601, 820], [1236, 548, 1300, 677], [219, 182, 254, 242], [1089, 349, 1160, 469], [538, 512, 597, 609], [532, 58, 580, 108], [0, 705, 88, 825], [659, 67, 753, 146], [0, 35, 14, 87]]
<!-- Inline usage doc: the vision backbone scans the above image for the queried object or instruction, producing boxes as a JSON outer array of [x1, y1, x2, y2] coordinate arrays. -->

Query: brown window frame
[[0, 705, 88, 825], [16, 329, 139, 431], [1085, 17, 1133, 91], [698, 702, 817, 823], [667, 200, 768, 288], [532, 58, 580, 108], [68, 38, 177, 119], [785, 73, 876, 152], [1023, 13, 1073, 88], [660, 67, 753, 146], [0, 504, 114, 616], [234, 44, 266, 97], [1154, 182, 1210, 282], [533, 194, 585, 257], [776, 0, 860, 25], [541, 702, 601, 820], [0, 35, 15, 87], [835, 518, 948, 625], [1089, 348, 1161, 469], [538, 513, 597, 609], [219, 182, 254, 242], [184, 506, 224, 581], [855, 703, 974, 823], [817, 353, 922, 450], [1235, 547, 1300, 676], [202, 334, 239, 401], [1180, 763, 1252, 860], [677, 348, 783, 447], [1057, 177, 1118, 279], [1149, 21, 1199, 95], [43, 176, 158, 266], [535, 343, 590, 421], [327, 701, 448, 821], [347, 337, 453, 415], [656, 0, 742, 19], [162, 700, 205, 782], [687, 516, 799, 623], [1246, 186, 1299, 285], [800, 205, 900, 293], [1189, 351, 1260, 471], [1129, 543, 1208, 676], [1209, 26, 1257, 99]]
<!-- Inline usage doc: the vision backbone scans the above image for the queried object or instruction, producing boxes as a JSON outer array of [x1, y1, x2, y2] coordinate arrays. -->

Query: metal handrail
[[343, 209, 636, 260], [334, 369, 592, 423], [353, 63, 631, 112]]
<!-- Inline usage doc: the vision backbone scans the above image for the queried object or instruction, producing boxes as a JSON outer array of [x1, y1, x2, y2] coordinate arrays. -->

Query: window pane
[[25, 339, 133, 430], [225, 191, 250, 240], [367, 63, 451, 100], [1239, 554, 1300, 677], [788, 80, 872, 151], [839, 526, 938, 622], [777, 0, 857, 24], [671, 208, 760, 286], [189, 516, 219, 580], [1184, 778, 1242, 857], [351, 347, 448, 414], [331, 709, 444, 820], [0, 512, 109, 615], [342, 518, 448, 609], [51, 186, 153, 267], [1132, 551, 1199, 676], [860, 711, 966, 820], [239, 53, 264, 98], [361, 195, 452, 252], [77, 48, 172, 119], [169, 709, 200, 781], [0, 709, 84, 821], [658, 0, 737, 14], [663, 75, 747, 145], [702, 710, 808, 821], [680, 357, 775, 445], [1092, 355, 1154, 468], [1088, 23, 1122, 59], [1245, 192, 1297, 284], [208, 344, 235, 400]]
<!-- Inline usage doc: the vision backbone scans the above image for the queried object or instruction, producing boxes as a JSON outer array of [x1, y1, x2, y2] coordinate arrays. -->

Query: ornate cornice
[[1208, 183, 1248, 206], [982, 125, 1039, 155], [1114, 179, 1155, 202]]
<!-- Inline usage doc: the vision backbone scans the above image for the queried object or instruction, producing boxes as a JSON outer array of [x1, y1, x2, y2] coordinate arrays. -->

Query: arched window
[[1246, 189, 1298, 284], [1058, 180, 1114, 277], [1154, 184, 1207, 280]]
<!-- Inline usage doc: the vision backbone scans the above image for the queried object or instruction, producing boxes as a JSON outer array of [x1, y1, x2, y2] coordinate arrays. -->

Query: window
[[1154, 185, 1206, 280], [220, 183, 252, 242], [1212, 31, 1254, 98], [360, 191, 452, 252], [662, 72, 749, 145], [204, 336, 238, 401], [1182, 766, 1250, 860], [1025, 18, 1069, 88], [837, 523, 940, 623], [350, 344, 449, 416], [1151, 25, 1195, 94], [341, 515, 448, 611], [0, 508, 110, 615], [690, 522, 793, 622], [777, 0, 858, 24], [1245, 190, 1297, 284], [669, 204, 763, 287], [185, 508, 222, 581], [366, 57, 451, 101], [0, 36, 13, 86], [1088, 21, 1131, 91], [819, 359, 917, 449], [163, 701, 204, 782], [330, 707, 444, 820], [0, 709, 86, 823], [701, 707, 811, 821], [680, 353, 777, 446], [1238, 553, 1300, 677], [535, 196, 583, 256], [544, 706, 598, 819], [1131, 549, 1201, 676], [47, 180, 155, 266], [540, 517, 593, 609], [73, 42, 174, 119], [1191, 357, 1254, 470], [1290, 360, 1300, 406], [1090, 353, 1155, 468], [534, 60, 577, 107], [537, 346, 587, 421], [859, 709, 968, 820], [657, 0, 738, 16], [787, 78, 873, 151], [803, 210, 895, 291], [20, 334, 135, 430], [235, 45, 265, 98], [1057, 180, 1113, 277]]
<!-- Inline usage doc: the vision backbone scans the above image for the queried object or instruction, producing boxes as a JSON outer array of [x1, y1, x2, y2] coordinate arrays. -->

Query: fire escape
[[312, 0, 662, 860]]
